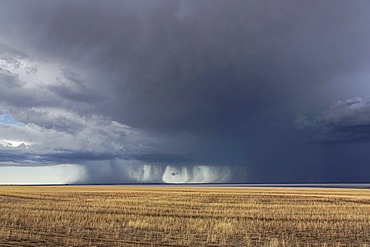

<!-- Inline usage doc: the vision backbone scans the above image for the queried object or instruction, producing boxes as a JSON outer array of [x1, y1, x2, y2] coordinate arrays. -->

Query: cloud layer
[[1, 1, 370, 183], [296, 97, 370, 143]]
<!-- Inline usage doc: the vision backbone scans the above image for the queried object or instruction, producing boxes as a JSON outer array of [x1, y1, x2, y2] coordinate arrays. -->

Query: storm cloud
[[1, 0, 370, 183], [296, 97, 370, 143]]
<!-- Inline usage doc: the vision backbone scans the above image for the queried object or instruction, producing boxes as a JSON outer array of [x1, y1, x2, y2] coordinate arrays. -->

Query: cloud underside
[[296, 97, 370, 143], [1, 1, 370, 183], [0, 44, 234, 183]]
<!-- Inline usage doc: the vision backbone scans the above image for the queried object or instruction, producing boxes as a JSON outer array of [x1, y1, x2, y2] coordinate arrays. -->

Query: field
[[0, 186, 369, 246]]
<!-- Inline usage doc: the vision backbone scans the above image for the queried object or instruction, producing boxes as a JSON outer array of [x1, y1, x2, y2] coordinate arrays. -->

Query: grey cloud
[[0, 109, 165, 166], [0, 43, 200, 183], [296, 97, 370, 143], [13, 108, 85, 134], [0, 44, 28, 59], [2, 1, 370, 133], [50, 69, 105, 103], [0, 68, 24, 89], [0, 45, 107, 115], [1, 1, 370, 183]]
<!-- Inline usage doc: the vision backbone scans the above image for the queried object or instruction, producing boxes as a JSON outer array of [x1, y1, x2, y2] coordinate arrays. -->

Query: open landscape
[[1, 2, 370, 246], [0, 186, 369, 246]]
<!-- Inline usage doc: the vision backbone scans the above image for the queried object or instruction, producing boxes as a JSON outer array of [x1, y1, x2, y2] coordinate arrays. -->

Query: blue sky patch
[[0, 113, 25, 127]]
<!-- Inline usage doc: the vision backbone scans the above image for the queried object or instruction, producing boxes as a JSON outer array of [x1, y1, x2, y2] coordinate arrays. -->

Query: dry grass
[[0, 186, 369, 246]]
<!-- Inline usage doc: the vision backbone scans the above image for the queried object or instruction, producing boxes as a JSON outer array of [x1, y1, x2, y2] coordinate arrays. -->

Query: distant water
[[189, 183, 370, 188], [63, 183, 370, 188], [3, 183, 369, 188]]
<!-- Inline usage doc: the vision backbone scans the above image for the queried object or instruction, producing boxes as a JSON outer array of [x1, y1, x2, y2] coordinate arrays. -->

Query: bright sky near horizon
[[0, 165, 82, 184]]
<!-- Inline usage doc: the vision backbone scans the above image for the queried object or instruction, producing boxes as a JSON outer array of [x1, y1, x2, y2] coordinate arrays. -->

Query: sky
[[1, 0, 370, 184]]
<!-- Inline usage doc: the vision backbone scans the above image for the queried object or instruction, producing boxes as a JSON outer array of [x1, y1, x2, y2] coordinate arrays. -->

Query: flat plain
[[0, 186, 369, 246]]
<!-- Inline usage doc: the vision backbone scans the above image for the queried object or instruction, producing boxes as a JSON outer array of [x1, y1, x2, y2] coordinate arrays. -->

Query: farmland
[[0, 186, 369, 246]]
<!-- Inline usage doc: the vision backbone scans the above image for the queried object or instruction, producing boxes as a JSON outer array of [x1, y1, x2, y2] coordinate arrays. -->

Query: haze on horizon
[[1, 0, 370, 184]]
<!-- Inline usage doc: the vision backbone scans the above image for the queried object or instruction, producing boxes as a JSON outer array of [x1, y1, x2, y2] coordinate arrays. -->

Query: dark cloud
[[1, 1, 370, 183], [296, 97, 370, 143], [49, 70, 104, 103]]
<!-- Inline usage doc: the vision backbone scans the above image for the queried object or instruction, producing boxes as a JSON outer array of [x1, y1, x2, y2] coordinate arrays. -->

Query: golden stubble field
[[0, 186, 369, 246]]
